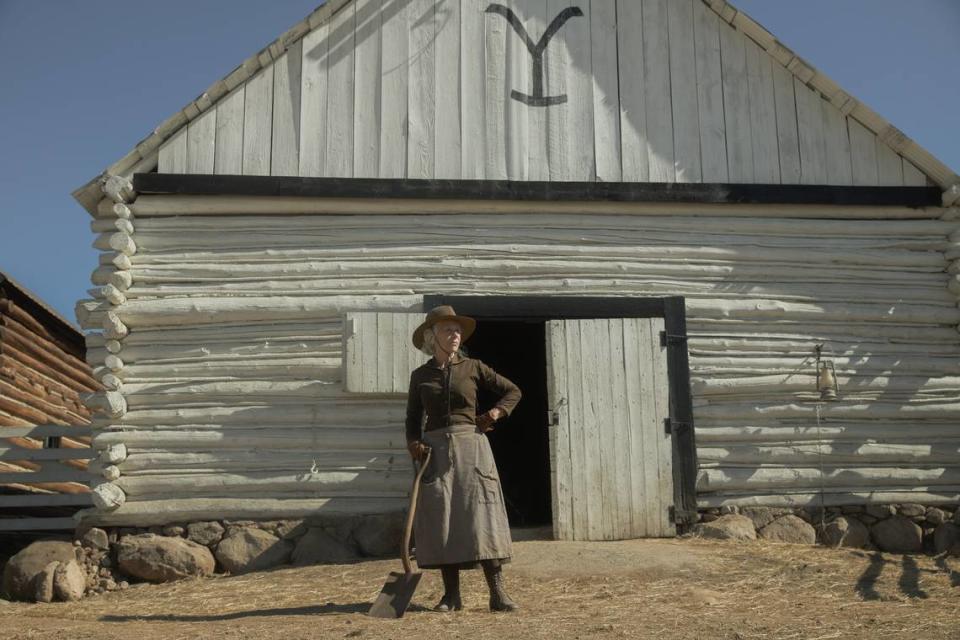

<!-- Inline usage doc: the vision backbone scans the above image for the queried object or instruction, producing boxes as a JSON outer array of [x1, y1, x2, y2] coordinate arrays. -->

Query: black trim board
[[134, 173, 939, 207], [426, 294, 699, 530]]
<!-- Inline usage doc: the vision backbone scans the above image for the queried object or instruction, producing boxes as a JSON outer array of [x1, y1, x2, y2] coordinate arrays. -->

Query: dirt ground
[[2, 537, 959, 640]]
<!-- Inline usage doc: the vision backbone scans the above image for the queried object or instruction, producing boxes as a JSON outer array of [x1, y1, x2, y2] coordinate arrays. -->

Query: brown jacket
[[405, 353, 522, 445]]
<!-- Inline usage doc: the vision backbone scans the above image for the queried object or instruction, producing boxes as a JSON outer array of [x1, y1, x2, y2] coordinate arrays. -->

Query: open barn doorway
[[465, 319, 552, 529]]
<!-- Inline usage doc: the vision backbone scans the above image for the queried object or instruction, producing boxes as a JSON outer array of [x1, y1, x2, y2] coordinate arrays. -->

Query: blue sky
[[0, 0, 957, 325]]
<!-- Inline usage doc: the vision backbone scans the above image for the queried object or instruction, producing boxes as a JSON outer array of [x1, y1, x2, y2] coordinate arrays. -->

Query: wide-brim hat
[[412, 305, 476, 349]]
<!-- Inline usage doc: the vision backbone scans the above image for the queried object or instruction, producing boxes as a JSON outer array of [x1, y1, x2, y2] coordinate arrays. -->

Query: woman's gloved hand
[[476, 407, 505, 433], [408, 440, 430, 462]]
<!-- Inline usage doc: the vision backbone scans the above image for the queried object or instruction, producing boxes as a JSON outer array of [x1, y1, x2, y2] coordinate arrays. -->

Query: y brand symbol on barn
[[485, 4, 584, 107]]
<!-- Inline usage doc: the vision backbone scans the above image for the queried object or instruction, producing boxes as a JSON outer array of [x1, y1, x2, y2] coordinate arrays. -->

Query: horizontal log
[[88, 341, 339, 366], [90, 218, 134, 234], [89, 285, 126, 305], [82, 392, 127, 418], [0, 345, 100, 396], [100, 444, 128, 464], [92, 232, 136, 256], [696, 489, 960, 508], [90, 267, 133, 289], [98, 252, 132, 270], [93, 427, 407, 450], [0, 425, 93, 438], [77, 496, 407, 527], [128, 194, 942, 219], [0, 393, 74, 427], [697, 466, 960, 492], [115, 357, 341, 381], [687, 299, 959, 326], [0, 447, 95, 462], [0, 301, 84, 358], [96, 200, 133, 219], [691, 375, 960, 396], [119, 321, 342, 346], [116, 469, 410, 497], [693, 423, 960, 443], [687, 337, 960, 358], [103, 311, 128, 339], [0, 518, 83, 532], [117, 449, 402, 473], [0, 467, 94, 483], [0, 319, 94, 382], [0, 494, 93, 508], [695, 401, 960, 421], [0, 379, 89, 425], [686, 321, 960, 344], [697, 442, 960, 465], [91, 482, 125, 509], [102, 175, 134, 204]]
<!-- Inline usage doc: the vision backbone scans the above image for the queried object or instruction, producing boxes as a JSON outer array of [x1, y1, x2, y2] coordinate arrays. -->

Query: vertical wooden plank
[[186, 108, 216, 174], [484, 3, 507, 180], [648, 317, 674, 537], [848, 118, 879, 186], [461, 0, 486, 179], [821, 101, 853, 185], [719, 24, 752, 182], [545, 0, 572, 181], [643, 0, 675, 182], [434, 0, 462, 179], [693, 0, 726, 182], [300, 20, 330, 177], [326, 3, 356, 178], [380, 0, 409, 178], [593, 319, 615, 539], [581, 319, 604, 540], [592, 0, 622, 182], [607, 318, 631, 539], [360, 312, 378, 392], [771, 63, 801, 184], [391, 313, 411, 394], [565, 319, 587, 539], [353, 0, 382, 178], [563, 0, 594, 181], [376, 313, 394, 393], [408, 0, 436, 179], [902, 158, 927, 186], [745, 39, 780, 183], [667, 0, 701, 183], [271, 42, 303, 177], [158, 127, 187, 173], [526, 0, 550, 181], [617, 0, 649, 182], [546, 320, 572, 540], [876, 143, 904, 185], [242, 67, 274, 176], [344, 312, 362, 393], [623, 318, 647, 538], [502, 0, 530, 180], [215, 87, 245, 175], [635, 319, 663, 536], [794, 78, 827, 184]]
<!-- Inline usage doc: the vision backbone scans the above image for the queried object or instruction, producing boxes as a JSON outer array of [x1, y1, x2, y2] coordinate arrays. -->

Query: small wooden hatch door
[[546, 318, 675, 540]]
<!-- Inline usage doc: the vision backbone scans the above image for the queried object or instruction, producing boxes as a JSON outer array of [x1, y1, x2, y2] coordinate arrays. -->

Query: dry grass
[[2, 538, 958, 640]]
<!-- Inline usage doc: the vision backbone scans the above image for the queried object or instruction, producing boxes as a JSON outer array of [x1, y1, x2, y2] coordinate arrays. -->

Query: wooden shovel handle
[[401, 447, 432, 574]]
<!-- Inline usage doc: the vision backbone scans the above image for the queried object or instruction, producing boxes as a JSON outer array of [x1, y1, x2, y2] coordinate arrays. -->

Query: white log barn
[[71, 0, 960, 540]]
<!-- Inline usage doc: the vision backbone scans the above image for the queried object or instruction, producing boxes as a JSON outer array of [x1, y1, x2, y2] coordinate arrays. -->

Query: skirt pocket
[[475, 468, 502, 504]]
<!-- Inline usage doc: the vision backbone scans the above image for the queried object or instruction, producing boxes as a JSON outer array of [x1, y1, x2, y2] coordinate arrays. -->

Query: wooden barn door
[[546, 318, 675, 540]]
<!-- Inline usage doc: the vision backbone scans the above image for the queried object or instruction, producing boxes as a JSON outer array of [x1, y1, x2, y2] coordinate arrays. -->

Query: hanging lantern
[[814, 344, 840, 402]]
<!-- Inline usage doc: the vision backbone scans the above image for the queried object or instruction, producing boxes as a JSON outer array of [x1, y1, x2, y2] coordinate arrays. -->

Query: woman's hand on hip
[[477, 407, 504, 432]]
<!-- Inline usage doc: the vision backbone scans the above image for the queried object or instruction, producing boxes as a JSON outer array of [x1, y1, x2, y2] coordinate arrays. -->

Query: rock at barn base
[[291, 528, 356, 566], [215, 528, 293, 574], [693, 514, 756, 541], [871, 516, 922, 554], [934, 523, 960, 556], [739, 507, 790, 530], [2, 540, 76, 601], [925, 508, 947, 526], [352, 513, 404, 557], [53, 560, 86, 601], [758, 515, 816, 545], [865, 504, 896, 520], [186, 521, 225, 547], [32, 562, 58, 603], [79, 528, 110, 551], [117, 533, 215, 582], [820, 516, 870, 549]]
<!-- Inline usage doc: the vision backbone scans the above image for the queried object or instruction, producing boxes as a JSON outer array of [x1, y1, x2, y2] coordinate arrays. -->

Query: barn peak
[[72, 0, 960, 215]]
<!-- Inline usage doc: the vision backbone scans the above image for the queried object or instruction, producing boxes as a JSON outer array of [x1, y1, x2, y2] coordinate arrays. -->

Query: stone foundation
[[695, 503, 960, 554]]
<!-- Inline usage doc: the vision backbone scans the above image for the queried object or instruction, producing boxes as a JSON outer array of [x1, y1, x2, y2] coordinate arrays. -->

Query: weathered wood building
[[0, 272, 97, 530], [72, 0, 960, 539]]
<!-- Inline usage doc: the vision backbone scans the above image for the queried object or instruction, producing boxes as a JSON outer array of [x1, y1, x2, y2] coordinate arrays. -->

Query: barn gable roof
[[72, 0, 960, 216]]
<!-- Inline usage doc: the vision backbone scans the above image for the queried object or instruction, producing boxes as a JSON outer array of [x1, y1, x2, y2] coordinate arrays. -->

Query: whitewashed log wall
[[75, 187, 960, 525], [157, 0, 930, 188]]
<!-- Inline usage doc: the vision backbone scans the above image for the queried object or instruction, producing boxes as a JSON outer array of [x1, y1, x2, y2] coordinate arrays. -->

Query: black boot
[[482, 560, 518, 612], [434, 566, 463, 612]]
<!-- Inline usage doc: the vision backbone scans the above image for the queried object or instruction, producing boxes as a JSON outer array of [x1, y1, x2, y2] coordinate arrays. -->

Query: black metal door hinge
[[664, 417, 692, 435], [660, 331, 688, 347]]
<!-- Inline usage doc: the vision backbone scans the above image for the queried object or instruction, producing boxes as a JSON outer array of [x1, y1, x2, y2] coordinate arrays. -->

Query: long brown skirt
[[414, 424, 513, 569]]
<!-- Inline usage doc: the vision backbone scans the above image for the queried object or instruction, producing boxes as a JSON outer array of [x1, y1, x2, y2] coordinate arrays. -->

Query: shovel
[[368, 447, 432, 618]]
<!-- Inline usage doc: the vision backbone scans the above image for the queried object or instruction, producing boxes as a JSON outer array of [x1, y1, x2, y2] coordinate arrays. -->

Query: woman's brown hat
[[412, 305, 477, 349]]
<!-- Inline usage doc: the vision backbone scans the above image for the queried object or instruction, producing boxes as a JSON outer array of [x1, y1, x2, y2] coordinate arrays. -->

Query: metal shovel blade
[[367, 570, 423, 618]]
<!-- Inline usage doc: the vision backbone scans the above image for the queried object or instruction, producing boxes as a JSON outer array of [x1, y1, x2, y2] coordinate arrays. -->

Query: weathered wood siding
[[75, 195, 960, 525], [157, 0, 929, 187]]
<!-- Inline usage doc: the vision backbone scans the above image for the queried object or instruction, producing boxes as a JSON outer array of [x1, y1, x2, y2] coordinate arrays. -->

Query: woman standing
[[405, 305, 522, 613]]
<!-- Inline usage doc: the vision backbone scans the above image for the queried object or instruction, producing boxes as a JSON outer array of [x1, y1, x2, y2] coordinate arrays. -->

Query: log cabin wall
[[0, 274, 98, 498], [74, 192, 960, 526]]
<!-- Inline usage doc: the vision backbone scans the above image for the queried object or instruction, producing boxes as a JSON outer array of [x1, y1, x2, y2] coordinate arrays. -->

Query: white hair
[[419, 327, 437, 356]]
